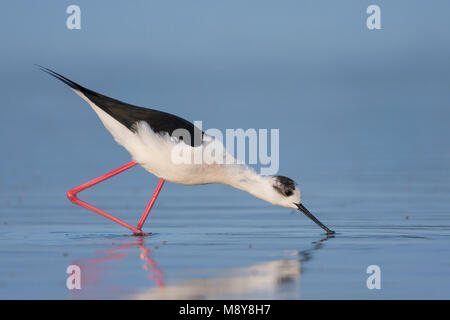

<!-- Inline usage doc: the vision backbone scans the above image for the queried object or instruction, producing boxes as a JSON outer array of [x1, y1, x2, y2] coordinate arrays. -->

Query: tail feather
[[37, 65, 88, 93]]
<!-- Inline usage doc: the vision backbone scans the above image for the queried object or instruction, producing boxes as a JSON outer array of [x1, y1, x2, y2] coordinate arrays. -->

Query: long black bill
[[295, 203, 335, 234]]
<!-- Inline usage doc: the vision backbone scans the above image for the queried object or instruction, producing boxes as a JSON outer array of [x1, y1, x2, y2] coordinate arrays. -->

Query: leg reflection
[[70, 238, 165, 299]]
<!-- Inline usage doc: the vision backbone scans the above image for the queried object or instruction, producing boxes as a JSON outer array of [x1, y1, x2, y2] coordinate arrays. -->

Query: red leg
[[136, 178, 165, 230], [66, 160, 165, 235]]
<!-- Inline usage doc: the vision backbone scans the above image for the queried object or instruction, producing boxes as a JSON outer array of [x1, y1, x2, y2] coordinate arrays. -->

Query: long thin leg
[[136, 179, 165, 230], [67, 160, 165, 235]]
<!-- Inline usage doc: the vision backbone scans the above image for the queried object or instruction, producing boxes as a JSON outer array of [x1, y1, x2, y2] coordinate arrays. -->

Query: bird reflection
[[132, 234, 334, 300], [69, 234, 333, 299], [69, 237, 164, 299]]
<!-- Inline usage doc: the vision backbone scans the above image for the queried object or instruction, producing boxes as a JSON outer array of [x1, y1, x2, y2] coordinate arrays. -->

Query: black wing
[[40, 66, 203, 147]]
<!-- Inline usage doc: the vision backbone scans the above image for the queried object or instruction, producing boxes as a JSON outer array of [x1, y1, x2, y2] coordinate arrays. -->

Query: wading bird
[[41, 67, 334, 235]]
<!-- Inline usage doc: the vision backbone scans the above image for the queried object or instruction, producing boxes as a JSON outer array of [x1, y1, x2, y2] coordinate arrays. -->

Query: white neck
[[217, 164, 276, 204]]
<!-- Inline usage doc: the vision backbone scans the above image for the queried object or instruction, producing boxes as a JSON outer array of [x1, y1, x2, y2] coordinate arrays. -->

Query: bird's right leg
[[66, 160, 144, 234]]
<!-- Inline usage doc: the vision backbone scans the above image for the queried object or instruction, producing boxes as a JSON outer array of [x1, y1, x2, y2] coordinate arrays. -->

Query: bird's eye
[[285, 190, 293, 197]]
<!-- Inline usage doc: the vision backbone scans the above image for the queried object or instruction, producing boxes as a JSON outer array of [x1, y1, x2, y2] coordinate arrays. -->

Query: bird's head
[[264, 175, 335, 234], [270, 175, 301, 208], [224, 168, 335, 234]]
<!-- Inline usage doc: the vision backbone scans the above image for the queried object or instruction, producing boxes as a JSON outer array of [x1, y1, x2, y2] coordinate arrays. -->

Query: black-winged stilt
[[41, 67, 334, 235]]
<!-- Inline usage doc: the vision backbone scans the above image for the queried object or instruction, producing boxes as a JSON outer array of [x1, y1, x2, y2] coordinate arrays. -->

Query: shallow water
[[1, 160, 450, 299], [1, 1, 450, 299]]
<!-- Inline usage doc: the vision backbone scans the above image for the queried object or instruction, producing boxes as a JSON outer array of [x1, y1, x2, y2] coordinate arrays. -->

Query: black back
[[40, 66, 203, 147]]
